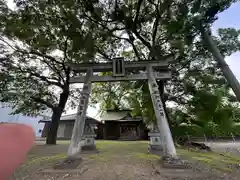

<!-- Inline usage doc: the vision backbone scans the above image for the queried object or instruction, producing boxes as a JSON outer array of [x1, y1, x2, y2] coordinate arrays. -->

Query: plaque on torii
[[112, 57, 125, 77], [67, 57, 177, 159]]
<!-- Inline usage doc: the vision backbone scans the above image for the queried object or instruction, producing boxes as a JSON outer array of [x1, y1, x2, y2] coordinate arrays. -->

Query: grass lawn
[[178, 148, 240, 172], [8, 140, 240, 180]]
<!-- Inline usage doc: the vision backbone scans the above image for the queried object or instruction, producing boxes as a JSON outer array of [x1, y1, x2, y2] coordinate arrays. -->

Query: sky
[[3, 1, 240, 135], [211, 2, 240, 81]]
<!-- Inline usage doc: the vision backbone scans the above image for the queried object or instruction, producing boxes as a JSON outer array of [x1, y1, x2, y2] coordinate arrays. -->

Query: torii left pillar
[[67, 68, 93, 158]]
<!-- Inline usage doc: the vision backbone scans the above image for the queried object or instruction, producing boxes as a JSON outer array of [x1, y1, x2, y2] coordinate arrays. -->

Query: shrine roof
[[100, 110, 142, 122], [39, 113, 100, 124]]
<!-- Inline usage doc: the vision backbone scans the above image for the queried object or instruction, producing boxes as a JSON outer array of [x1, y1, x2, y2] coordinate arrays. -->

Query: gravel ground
[[205, 141, 240, 155], [8, 141, 240, 180]]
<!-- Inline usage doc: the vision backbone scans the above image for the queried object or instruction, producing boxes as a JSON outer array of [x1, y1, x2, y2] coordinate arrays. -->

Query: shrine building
[[39, 110, 148, 140]]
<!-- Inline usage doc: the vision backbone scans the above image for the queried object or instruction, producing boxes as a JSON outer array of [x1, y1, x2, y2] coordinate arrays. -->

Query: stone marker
[[148, 126, 163, 155], [81, 124, 97, 152]]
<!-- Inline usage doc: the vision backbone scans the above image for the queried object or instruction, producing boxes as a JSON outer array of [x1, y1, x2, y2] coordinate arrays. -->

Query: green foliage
[[0, 0, 105, 115], [91, 78, 157, 125], [1, 0, 239, 138], [216, 28, 240, 56], [172, 123, 240, 138], [89, 0, 240, 130]]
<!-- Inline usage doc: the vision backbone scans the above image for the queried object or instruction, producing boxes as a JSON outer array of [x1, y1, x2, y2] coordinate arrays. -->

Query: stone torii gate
[[67, 58, 177, 159]]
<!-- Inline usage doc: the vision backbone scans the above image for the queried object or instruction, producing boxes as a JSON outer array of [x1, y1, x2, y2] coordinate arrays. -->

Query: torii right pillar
[[147, 65, 177, 159]]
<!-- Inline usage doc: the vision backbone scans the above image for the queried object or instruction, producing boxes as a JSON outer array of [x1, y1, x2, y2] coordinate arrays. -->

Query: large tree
[[85, 0, 239, 115], [87, 0, 239, 158], [89, 0, 239, 115], [91, 26, 240, 135], [0, 0, 106, 144], [1, 0, 239, 146]]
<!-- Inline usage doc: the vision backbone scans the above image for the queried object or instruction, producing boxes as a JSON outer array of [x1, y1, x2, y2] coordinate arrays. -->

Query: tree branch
[[131, 0, 153, 51], [152, 0, 160, 46], [15, 64, 64, 88], [132, 29, 152, 50], [64, 67, 70, 85], [40, 57, 65, 81], [0, 38, 63, 67], [63, 37, 69, 63], [84, 13, 125, 33], [130, 41, 142, 61], [31, 97, 54, 109], [177, 59, 192, 72], [125, 31, 142, 61], [110, 32, 142, 61], [29, 50, 63, 66], [152, 18, 159, 46], [134, 0, 144, 25], [96, 48, 112, 61], [3, 45, 65, 83], [29, 71, 64, 88], [25, 50, 66, 83], [0, 37, 18, 51], [62, 37, 71, 83], [1, 58, 63, 88]]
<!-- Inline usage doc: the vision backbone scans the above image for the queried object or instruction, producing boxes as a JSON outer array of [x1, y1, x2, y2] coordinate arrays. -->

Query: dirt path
[[9, 141, 240, 180]]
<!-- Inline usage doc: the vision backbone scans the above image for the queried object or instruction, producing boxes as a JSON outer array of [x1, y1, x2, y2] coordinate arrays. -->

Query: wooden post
[[67, 68, 93, 158], [147, 65, 177, 158]]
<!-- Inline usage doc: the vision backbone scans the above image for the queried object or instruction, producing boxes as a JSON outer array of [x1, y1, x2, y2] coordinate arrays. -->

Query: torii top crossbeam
[[69, 59, 171, 72], [68, 58, 172, 83]]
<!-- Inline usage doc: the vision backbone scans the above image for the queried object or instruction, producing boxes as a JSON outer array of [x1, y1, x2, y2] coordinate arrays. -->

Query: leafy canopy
[[0, 0, 106, 115]]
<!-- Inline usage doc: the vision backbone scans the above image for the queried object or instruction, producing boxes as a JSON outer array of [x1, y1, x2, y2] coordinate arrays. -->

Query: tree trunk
[[46, 108, 62, 144], [46, 86, 70, 145], [200, 26, 240, 102]]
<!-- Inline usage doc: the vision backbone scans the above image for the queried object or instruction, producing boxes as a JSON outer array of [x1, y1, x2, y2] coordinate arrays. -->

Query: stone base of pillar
[[54, 157, 83, 169], [161, 156, 191, 169], [148, 132, 163, 155], [148, 145, 163, 156]]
